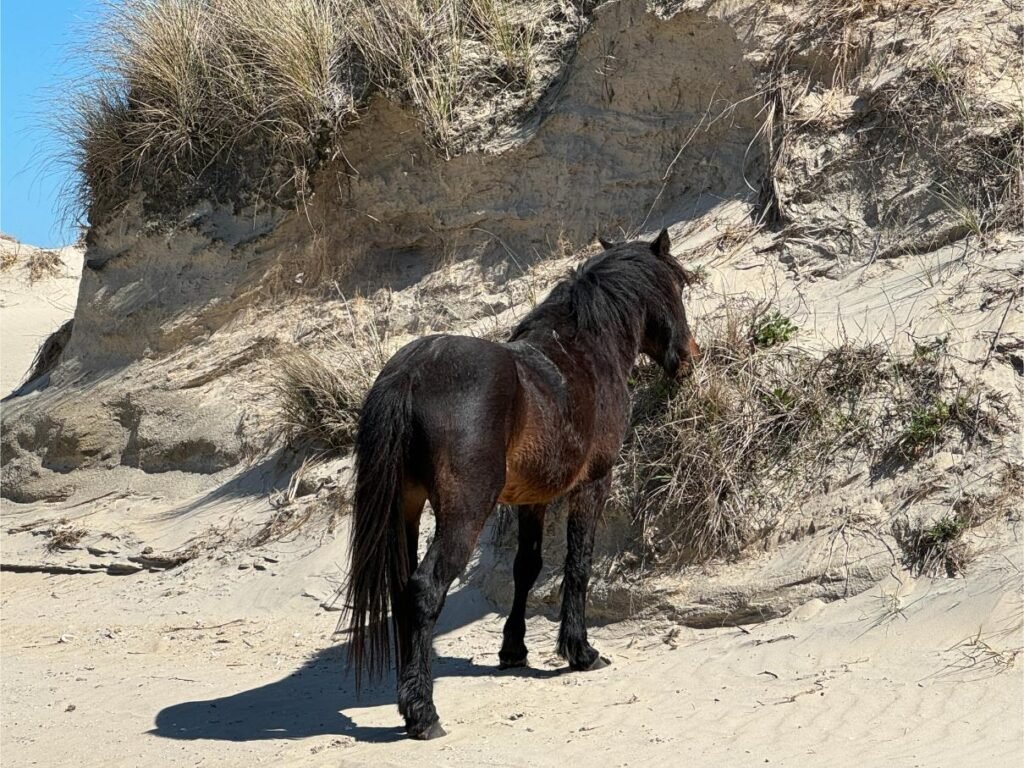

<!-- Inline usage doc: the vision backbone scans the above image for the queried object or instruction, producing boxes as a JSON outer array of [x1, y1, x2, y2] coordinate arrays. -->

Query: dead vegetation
[[271, 289, 1015, 574], [251, 457, 349, 546], [6, 517, 91, 553], [251, 488, 348, 547], [0, 245, 64, 282], [68, 0, 352, 221], [273, 349, 364, 451], [893, 462, 1024, 577], [757, 0, 1023, 250], [614, 301, 1014, 569], [272, 298, 390, 451], [13, 320, 75, 395], [66, 0, 585, 222], [34, 521, 88, 553], [859, 50, 1024, 237]]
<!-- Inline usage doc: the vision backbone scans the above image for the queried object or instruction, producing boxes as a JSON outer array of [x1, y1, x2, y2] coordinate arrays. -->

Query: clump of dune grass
[[273, 298, 391, 450], [12, 319, 75, 396], [617, 302, 832, 564], [893, 461, 1023, 577], [64, 0, 583, 222], [614, 301, 1012, 569], [273, 349, 366, 451], [67, 0, 355, 222], [893, 511, 975, 577]]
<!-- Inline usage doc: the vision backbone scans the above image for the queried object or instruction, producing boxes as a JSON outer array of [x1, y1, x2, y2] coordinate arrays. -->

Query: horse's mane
[[510, 242, 690, 345]]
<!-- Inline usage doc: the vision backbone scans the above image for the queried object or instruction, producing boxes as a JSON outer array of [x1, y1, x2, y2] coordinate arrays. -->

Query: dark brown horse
[[346, 230, 699, 739]]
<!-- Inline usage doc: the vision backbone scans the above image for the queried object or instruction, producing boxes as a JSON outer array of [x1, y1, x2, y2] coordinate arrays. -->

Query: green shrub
[[751, 311, 798, 348], [900, 398, 951, 456]]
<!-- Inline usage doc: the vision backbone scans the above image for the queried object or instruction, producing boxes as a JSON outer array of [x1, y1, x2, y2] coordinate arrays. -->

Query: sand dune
[[0, 238, 82, 397]]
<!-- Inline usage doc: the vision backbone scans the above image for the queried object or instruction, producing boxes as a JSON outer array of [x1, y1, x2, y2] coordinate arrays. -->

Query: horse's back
[[371, 334, 520, 492], [385, 334, 519, 411]]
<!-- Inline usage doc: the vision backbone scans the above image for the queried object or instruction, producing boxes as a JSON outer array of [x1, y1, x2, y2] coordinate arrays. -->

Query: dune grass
[[65, 0, 583, 222], [614, 303, 1012, 568]]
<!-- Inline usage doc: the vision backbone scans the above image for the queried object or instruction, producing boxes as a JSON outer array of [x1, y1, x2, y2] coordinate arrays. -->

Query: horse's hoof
[[410, 720, 447, 740], [568, 650, 611, 672], [498, 655, 529, 670]]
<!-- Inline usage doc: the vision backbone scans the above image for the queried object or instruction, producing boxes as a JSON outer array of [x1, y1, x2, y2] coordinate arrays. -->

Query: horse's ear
[[651, 228, 672, 259], [598, 237, 615, 250]]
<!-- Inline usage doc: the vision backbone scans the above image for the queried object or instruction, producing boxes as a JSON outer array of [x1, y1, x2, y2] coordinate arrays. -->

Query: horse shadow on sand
[[151, 587, 563, 744]]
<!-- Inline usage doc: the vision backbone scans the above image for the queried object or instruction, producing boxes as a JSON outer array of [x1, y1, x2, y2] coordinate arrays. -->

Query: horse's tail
[[346, 372, 414, 688]]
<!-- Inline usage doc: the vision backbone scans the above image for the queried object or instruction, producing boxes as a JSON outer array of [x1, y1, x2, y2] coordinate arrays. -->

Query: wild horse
[[346, 230, 699, 739]]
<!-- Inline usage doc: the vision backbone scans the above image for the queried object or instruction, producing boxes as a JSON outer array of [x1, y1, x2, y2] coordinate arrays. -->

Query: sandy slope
[[3, 0, 1023, 760], [2, 540, 1021, 768], [0, 240, 83, 397], [1, 217, 1022, 766]]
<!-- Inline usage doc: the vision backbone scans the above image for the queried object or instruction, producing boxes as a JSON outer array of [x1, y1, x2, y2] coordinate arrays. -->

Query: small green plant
[[752, 311, 798, 348], [894, 510, 975, 577], [767, 386, 797, 413], [900, 398, 951, 456], [922, 514, 968, 543], [912, 336, 948, 364], [688, 264, 711, 284]]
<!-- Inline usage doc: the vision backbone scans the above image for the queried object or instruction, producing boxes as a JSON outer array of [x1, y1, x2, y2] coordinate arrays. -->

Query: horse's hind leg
[[394, 485, 427, 671], [557, 476, 611, 671], [499, 504, 547, 669], [398, 483, 499, 739]]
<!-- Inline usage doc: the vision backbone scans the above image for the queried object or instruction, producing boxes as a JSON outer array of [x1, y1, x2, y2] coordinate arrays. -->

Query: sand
[[1, 210, 1022, 765], [2, 538, 1021, 767], [0, 240, 83, 397], [2, 0, 1022, 756]]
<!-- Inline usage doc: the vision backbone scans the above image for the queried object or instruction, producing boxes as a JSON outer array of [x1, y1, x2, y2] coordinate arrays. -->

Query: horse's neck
[[512, 326, 637, 381]]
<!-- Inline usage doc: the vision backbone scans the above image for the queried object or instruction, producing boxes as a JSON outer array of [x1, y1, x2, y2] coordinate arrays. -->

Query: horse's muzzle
[[678, 337, 701, 378]]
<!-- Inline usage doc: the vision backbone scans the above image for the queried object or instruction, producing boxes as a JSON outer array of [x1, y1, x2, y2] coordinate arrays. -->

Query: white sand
[[1, 543, 1021, 767], [0, 240, 83, 397], [1, 216, 1022, 766]]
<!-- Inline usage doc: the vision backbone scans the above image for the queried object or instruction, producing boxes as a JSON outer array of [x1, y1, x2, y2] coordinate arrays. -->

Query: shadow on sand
[[151, 588, 563, 744]]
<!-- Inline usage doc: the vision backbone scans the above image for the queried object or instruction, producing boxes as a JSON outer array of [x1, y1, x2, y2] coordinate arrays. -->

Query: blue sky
[[2, 1, 102, 247]]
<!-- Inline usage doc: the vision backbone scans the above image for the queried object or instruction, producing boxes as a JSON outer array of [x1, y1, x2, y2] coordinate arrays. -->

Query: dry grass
[[0, 244, 65, 282], [893, 462, 1024, 577], [614, 301, 1014, 569], [892, 510, 976, 577], [65, 0, 583, 221], [43, 523, 87, 553], [15, 319, 74, 392], [67, 0, 353, 221], [349, 0, 577, 149], [860, 52, 1024, 236], [272, 297, 391, 450], [273, 349, 366, 451], [616, 302, 834, 564], [252, 458, 349, 546], [757, 0, 1023, 237]]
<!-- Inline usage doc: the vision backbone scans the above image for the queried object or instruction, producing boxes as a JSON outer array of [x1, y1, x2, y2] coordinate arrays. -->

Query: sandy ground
[[0, 241, 83, 397], [1, 224, 1022, 766], [2, 541, 1022, 768]]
